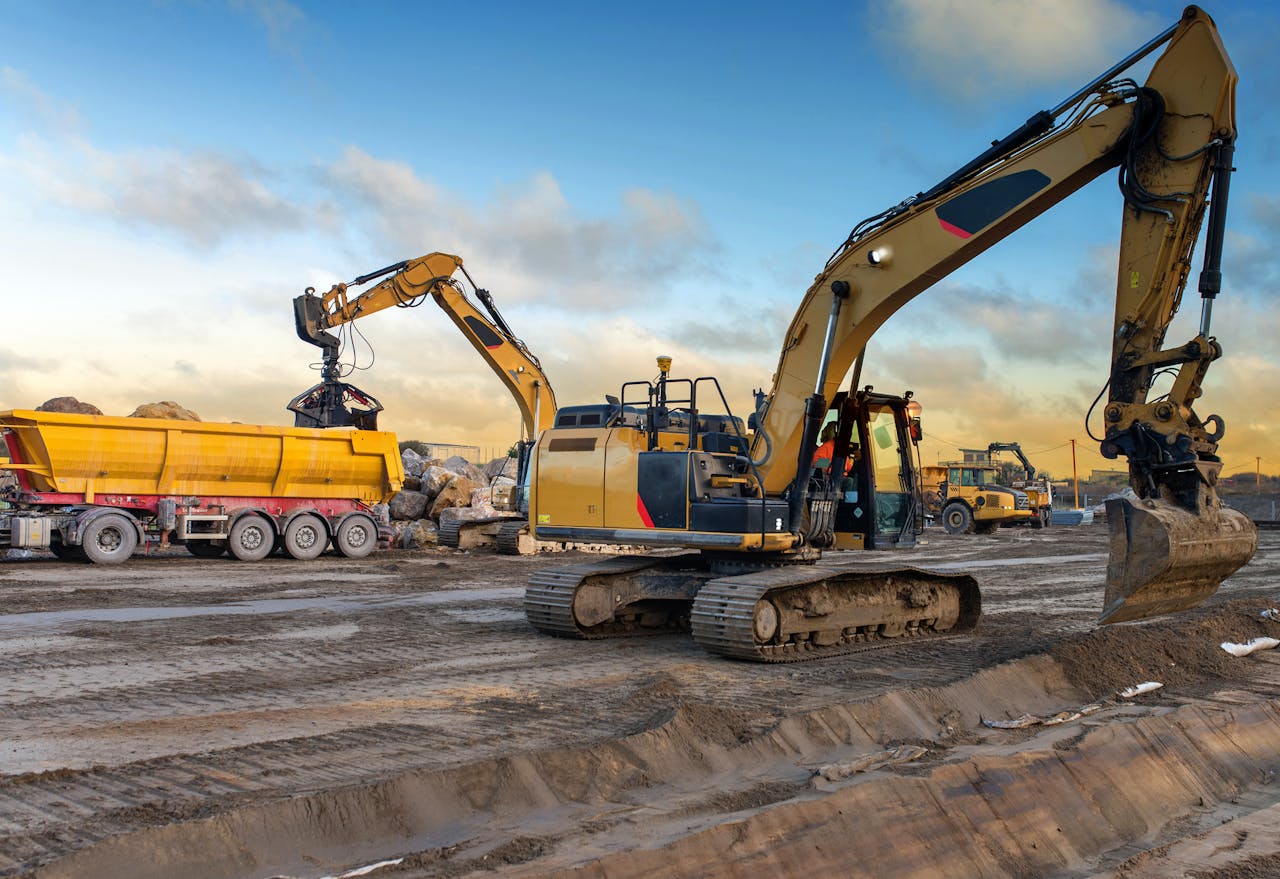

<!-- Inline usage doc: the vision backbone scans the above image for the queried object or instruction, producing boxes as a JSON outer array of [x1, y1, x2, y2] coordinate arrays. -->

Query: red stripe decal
[[938, 217, 972, 239], [636, 494, 655, 527]]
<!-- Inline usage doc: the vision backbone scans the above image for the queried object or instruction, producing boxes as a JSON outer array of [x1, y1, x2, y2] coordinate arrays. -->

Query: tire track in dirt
[[2, 531, 1275, 877], [0, 630, 1023, 874]]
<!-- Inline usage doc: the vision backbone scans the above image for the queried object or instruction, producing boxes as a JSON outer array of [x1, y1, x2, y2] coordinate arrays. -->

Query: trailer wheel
[[334, 514, 378, 559], [187, 541, 227, 559], [228, 514, 274, 562], [283, 514, 328, 561], [941, 503, 973, 535], [80, 513, 138, 565]]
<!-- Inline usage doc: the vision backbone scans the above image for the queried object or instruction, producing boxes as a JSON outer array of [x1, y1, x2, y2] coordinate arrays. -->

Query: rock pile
[[32, 398, 203, 421], [389, 448, 519, 549], [35, 397, 103, 415], [130, 401, 201, 421]]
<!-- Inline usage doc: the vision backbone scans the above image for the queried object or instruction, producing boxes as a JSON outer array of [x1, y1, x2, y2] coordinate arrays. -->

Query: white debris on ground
[[1117, 681, 1163, 698], [1259, 608, 1280, 621], [810, 745, 928, 782], [390, 448, 519, 548], [1220, 637, 1280, 657], [981, 702, 1107, 730]]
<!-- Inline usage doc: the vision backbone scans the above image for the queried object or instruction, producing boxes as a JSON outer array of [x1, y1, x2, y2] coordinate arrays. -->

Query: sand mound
[[1052, 597, 1280, 697]]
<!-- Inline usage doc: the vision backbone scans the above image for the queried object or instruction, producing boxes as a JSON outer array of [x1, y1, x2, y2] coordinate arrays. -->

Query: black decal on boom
[[936, 169, 1051, 238]]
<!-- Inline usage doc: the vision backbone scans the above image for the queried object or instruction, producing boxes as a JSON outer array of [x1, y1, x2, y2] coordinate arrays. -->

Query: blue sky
[[1, 0, 1276, 480]]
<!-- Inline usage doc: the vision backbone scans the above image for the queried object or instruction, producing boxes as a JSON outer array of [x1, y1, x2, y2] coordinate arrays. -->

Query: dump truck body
[[0, 410, 403, 564]]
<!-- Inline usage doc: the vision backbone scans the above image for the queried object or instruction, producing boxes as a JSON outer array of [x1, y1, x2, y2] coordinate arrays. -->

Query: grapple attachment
[[1101, 496, 1257, 624]]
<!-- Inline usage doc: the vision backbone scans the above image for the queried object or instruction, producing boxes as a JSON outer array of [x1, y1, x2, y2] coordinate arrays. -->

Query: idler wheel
[[752, 599, 779, 643]]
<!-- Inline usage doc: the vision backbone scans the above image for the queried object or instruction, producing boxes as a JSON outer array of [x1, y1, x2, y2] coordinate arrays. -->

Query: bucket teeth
[[1101, 497, 1257, 624]]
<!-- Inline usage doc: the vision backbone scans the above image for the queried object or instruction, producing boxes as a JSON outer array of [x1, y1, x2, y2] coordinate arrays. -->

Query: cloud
[[898, 276, 1106, 366], [0, 67, 81, 134], [872, 0, 1160, 100], [322, 147, 720, 310], [2, 132, 306, 247], [87, 147, 305, 247], [228, 0, 306, 57], [1225, 195, 1280, 296]]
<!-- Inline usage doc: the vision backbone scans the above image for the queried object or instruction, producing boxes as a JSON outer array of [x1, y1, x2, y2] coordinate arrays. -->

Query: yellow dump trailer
[[0, 410, 404, 564]]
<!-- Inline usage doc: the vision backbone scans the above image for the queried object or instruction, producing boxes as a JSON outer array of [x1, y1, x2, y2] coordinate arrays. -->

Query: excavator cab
[[814, 390, 924, 550]]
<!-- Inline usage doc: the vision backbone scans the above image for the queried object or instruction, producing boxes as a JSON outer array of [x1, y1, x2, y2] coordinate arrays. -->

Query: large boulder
[[131, 401, 201, 421], [468, 486, 500, 518], [428, 475, 480, 520], [420, 465, 455, 499], [400, 518, 439, 549], [35, 396, 102, 415], [438, 506, 493, 527], [389, 489, 430, 521], [402, 474, 423, 492], [443, 455, 487, 485], [484, 456, 519, 480], [401, 447, 427, 478]]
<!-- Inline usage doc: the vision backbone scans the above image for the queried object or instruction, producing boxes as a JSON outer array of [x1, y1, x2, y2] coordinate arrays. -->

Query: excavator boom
[[290, 252, 557, 441], [747, 5, 1253, 623]]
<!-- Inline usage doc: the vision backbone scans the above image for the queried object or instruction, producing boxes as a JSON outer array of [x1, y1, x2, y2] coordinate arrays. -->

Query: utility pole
[[1071, 438, 1080, 509], [1258, 456, 1263, 492]]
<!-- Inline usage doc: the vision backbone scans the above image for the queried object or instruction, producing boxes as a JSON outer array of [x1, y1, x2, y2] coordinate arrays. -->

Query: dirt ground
[[1, 523, 1278, 879]]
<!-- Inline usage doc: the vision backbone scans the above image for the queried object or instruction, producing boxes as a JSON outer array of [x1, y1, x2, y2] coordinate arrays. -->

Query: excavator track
[[691, 565, 981, 663], [525, 554, 979, 662], [496, 520, 527, 555], [525, 555, 701, 639], [437, 520, 462, 548]]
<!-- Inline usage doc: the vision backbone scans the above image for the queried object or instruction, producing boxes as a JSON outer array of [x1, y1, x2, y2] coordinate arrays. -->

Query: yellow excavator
[[290, 252, 557, 552], [524, 5, 1257, 660]]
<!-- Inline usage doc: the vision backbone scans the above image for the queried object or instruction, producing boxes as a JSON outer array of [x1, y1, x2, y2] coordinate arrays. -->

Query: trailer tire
[[228, 514, 274, 562], [187, 541, 228, 559], [283, 514, 328, 561], [333, 514, 378, 559], [80, 513, 138, 565], [941, 503, 973, 535]]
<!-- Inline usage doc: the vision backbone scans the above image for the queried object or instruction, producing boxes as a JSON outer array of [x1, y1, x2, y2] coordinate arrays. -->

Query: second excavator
[[290, 252, 557, 552], [523, 5, 1257, 660]]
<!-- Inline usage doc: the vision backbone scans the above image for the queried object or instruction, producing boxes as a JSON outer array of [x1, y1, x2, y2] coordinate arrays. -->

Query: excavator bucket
[[1101, 497, 1257, 624]]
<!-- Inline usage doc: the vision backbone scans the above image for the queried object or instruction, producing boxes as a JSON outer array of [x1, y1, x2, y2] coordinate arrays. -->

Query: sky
[[0, 0, 1276, 483]]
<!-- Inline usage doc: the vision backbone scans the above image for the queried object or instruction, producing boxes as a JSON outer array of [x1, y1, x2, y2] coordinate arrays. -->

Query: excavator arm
[[750, 5, 1254, 621], [290, 252, 557, 442], [987, 443, 1036, 481]]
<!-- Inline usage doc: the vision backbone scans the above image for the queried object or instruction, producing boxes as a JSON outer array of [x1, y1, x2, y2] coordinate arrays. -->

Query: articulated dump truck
[[0, 410, 403, 564]]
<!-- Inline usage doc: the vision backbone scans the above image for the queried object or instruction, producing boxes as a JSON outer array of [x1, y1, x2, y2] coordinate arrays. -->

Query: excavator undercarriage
[[525, 551, 980, 662]]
